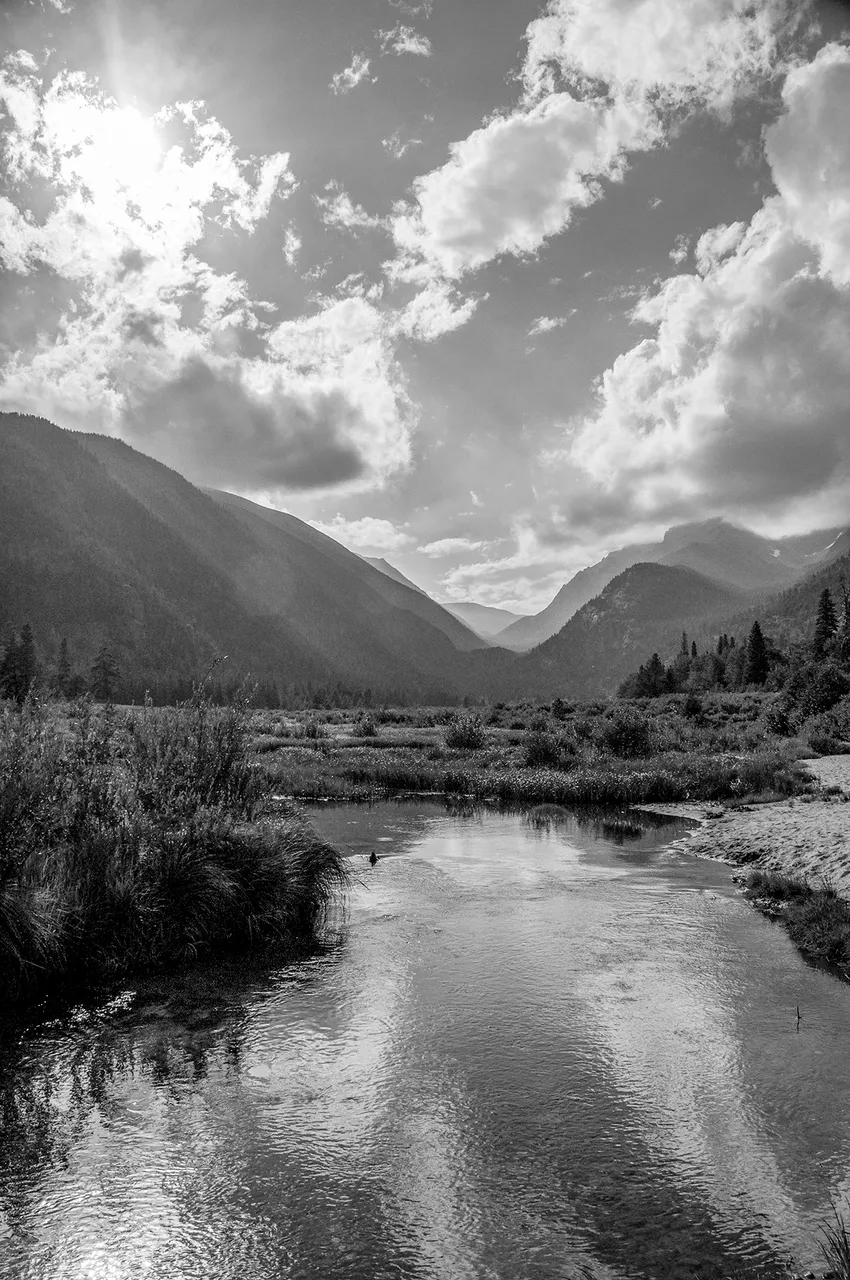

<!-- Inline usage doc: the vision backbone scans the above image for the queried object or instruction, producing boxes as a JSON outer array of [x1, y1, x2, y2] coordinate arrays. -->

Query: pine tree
[[813, 587, 838, 659], [690, 640, 698, 658], [745, 621, 769, 686], [0, 633, 19, 701], [55, 637, 71, 698], [17, 623, 37, 699], [91, 643, 119, 702], [681, 631, 688, 656]]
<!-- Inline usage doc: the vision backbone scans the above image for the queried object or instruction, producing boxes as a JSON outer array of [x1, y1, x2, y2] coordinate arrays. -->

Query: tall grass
[[0, 692, 347, 998], [744, 870, 850, 970]]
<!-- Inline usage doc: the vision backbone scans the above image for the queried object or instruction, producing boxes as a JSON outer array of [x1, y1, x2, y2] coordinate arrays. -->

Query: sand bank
[[637, 756, 850, 895]]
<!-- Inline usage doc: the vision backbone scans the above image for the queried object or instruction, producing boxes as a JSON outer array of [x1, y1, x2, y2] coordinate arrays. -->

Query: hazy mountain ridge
[[498, 518, 848, 651], [492, 563, 747, 700]]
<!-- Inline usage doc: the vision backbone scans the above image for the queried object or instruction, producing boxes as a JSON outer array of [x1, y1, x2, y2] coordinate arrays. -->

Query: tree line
[[619, 584, 850, 713]]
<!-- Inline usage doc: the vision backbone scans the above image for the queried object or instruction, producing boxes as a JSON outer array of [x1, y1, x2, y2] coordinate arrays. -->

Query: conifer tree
[[690, 640, 698, 658], [813, 587, 838, 659], [17, 623, 37, 698], [91, 643, 119, 702], [0, 633, 19, 701], [55, 638, 71, 697], [745, 621, 769, 685]]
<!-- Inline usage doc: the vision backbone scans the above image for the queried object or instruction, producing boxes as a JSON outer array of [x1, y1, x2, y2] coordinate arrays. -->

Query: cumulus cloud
[[563, 42, 850, 537], [308, 515, 413, 553], [0, 56, 412, 496], [522, 0, 807, 111], [387, 0, 805, 293], [420, 536, 489, 556], [330, 54, 374, 95], [392, 92, 656, 278], [377, 25, 432, 57]]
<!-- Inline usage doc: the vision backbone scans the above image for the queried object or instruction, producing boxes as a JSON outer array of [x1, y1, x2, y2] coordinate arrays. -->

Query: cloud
[[420, 536, 489, 557], [378, 25, 432, 57], [389, 0, 433, 16], [126, 357, 366, 490], [669, 233, 690, 265], [563, 42, 850, 538], [392, 91, 656, 278], [386, 0, 805, 295], [528, 314, 568, 335], [308, 515, 413, 553], [382, 131, 423, 159], [330, 54, 374, 95], [521, 0, 808, 112], [392, 280, 479, 341], [0, 57, 412, 496], [315, 183, 387, 232], [283, 226, 301, 266]]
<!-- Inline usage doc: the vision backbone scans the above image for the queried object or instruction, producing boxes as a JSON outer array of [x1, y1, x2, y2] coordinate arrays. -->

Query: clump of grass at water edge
[[0, 692, 348, 1001], [744, 869, 850, 973]]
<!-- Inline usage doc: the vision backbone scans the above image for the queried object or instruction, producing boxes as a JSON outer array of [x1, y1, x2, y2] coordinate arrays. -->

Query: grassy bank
[[743, 869, 850, 974], [0, 694, 348, 999], [251, 694, 815, 808]]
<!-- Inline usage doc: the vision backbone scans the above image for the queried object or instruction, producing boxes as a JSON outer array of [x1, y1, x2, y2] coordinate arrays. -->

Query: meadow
[[250, 692, 818, 809]]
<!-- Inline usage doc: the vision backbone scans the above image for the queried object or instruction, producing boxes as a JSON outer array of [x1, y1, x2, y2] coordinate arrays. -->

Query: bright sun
[[52, 96, 165, 207]]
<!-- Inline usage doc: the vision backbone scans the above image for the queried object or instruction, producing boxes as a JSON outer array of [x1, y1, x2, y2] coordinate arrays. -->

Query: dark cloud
[[126, 357, 365, 491]]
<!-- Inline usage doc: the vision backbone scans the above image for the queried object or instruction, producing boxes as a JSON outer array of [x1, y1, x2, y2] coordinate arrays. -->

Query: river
[[3, 800, 850, 1279]]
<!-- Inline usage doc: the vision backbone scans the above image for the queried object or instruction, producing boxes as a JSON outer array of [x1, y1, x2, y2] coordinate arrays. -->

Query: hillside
[[495, 563, 745, 700], [362, 556, 427, 596], [0, 413, 486, 702]]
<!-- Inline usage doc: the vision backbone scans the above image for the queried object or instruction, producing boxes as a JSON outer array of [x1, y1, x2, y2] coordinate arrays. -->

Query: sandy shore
[[637, 756, 850, 896]]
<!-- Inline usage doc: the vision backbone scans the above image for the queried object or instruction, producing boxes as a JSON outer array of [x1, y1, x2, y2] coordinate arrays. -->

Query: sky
[[2, 0, 850, 613]]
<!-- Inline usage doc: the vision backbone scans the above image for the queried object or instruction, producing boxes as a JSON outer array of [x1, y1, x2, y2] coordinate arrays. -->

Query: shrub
[[444, 714, 486, 750], [356, 715, 378, 738], [595, 705, 654, 757]]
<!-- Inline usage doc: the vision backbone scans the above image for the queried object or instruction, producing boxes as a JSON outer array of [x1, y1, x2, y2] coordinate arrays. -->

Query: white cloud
[[330, 54, 374, 95], [392, 91, 656, 278], [315, 183, 387, 232], [522, 0, 807, 112], [393, 280, 479, 341], [764, 42, 850, 287], [309, 515, 413, 553], [669, 233, 690, 265], [386, 0, 805, 296], [528, 314, 569, 335], [283, 226, 301, 266], [0, 57, 412, 496], [563, 42, 850, 538], [382, 130, 423, 159], [420, 536, 489, 557], [378, 25, 432, 57]]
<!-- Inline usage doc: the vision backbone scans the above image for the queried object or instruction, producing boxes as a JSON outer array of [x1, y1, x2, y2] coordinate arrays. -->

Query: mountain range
[[1, 411, 847, 704]]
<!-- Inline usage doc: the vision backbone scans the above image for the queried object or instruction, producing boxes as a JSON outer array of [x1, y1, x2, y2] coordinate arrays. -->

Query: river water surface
[[3, 801, 850, 1280]]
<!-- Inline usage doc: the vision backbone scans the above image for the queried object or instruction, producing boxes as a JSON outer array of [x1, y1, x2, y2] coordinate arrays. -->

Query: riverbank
[[659, 755, 850, 895]]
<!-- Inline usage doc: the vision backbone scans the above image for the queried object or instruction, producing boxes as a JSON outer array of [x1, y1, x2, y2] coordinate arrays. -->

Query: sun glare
[[50, 94, 165, 210]]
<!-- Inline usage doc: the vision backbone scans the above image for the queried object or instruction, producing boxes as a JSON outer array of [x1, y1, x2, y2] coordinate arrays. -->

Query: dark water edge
[[2, 799, 850, 1279]]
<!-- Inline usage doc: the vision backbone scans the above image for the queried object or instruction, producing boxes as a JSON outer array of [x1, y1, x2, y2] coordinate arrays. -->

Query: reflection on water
[[3, 801, 850, 1279]]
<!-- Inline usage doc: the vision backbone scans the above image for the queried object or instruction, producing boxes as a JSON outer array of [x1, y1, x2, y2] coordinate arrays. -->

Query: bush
[[444, 714, 486, 750], [355, 715, 378, 738], [595, 706, 654, 757]]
